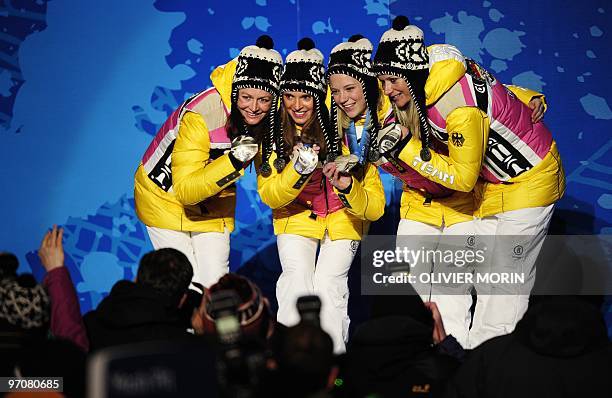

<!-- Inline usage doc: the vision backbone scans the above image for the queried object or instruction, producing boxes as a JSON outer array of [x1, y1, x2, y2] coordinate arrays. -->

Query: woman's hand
[[292, 143, 319, 175], [38, 225, 64, 272], [292, 142, 321, 157], [377, 123, 409, 154], [424, 301, 447, 344], [323, 162, 352, 191], [528, 97, 545, 123]]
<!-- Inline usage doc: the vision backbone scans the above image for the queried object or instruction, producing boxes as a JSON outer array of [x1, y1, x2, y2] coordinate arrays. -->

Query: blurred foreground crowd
[[1, 227, 610, 398]]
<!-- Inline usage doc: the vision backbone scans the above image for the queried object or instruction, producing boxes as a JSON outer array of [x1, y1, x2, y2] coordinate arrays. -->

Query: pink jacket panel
[[295, 169, 344, 217]]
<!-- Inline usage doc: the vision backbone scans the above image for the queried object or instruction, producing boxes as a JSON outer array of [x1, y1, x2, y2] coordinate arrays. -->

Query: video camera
[[208, 289, 269, 398]]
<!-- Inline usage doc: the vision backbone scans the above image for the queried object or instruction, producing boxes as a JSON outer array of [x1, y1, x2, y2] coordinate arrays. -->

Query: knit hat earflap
[[327, 34, 381, 162], [230, 35, 283, 176], [373, 16, 432, 161]]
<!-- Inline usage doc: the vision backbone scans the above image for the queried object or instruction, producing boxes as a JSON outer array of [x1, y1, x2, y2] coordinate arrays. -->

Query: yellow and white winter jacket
[[134, 60, 246, 232], [397, 44, 565, 218], [257, 143, 385, 241]]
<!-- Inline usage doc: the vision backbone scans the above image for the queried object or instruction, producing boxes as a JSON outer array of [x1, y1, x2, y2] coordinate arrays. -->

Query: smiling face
[[329, 74, 367, 119], [378, 74, 412, 109], [236, 88, 273, 126], [282, 91, 314, 126]]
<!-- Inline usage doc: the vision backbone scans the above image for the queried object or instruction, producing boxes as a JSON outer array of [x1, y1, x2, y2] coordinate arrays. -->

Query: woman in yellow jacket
[[374, 17, 564, 348], [134, 36, 283, 290], [327, 34, 478, 347], [257, 38, 385, 353]]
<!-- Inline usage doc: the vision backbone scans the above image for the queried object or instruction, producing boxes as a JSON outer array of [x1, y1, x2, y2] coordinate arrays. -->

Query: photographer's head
[[192, 273, 273, 342], [276, 322, 336, 396], [370, 290, 433, 330], [0, 275, 49, 332], [0, 252, 19, 280], [136, 248, 193, 307]]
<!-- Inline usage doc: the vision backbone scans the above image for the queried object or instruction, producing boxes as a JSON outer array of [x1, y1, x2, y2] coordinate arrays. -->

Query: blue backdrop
[[1, 0, 611, 332]]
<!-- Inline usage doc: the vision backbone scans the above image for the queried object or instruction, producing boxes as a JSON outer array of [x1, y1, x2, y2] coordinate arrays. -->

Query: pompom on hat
[[280, 37, 327, 97], [373, 15, 429, 74], [373, 16, 433, 161], [232, 35, 283, 99]]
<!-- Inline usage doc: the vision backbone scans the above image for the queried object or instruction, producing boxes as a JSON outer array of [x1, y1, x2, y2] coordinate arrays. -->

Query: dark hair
[[209, 273, 254, 303], [206, 273, 272, 342], [0, 252, 19, 279], [136, 248, 193, 304], [277, 322, 334, 395], [278, 99, 328, 161], [370, 292, 433, 329]]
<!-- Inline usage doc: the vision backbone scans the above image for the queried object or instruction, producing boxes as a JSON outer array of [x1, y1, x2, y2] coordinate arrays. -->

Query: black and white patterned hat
[[272, 38, 339, 167], [230, 35, 283, 176], [280, 38, 327, 98], [327, 34, 381, 161], [373, 16, 429, 74], [231, 35, 283, 102], [0, 276, 50, 330], [327, 35, 375, 80], [373, 16, 433, 161]]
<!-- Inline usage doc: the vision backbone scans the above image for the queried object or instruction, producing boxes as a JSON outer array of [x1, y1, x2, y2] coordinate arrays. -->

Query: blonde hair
[[393, 97, 421, 139], [335, 86, 386, 137]]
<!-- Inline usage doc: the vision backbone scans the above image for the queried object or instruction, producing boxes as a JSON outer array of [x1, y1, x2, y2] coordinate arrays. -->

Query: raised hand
[[38, 225, 65, 272]]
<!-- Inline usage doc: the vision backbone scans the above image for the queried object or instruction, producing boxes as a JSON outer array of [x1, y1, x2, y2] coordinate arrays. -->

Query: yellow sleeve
[[334, 163, 386, 221], [257, 151, 309, 209], [172, 112, 244, 205], [425, 45, 467, 106], [505, 85, 548, 112], [210, 59, 237, 108], [398, 107, 488, 192]]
